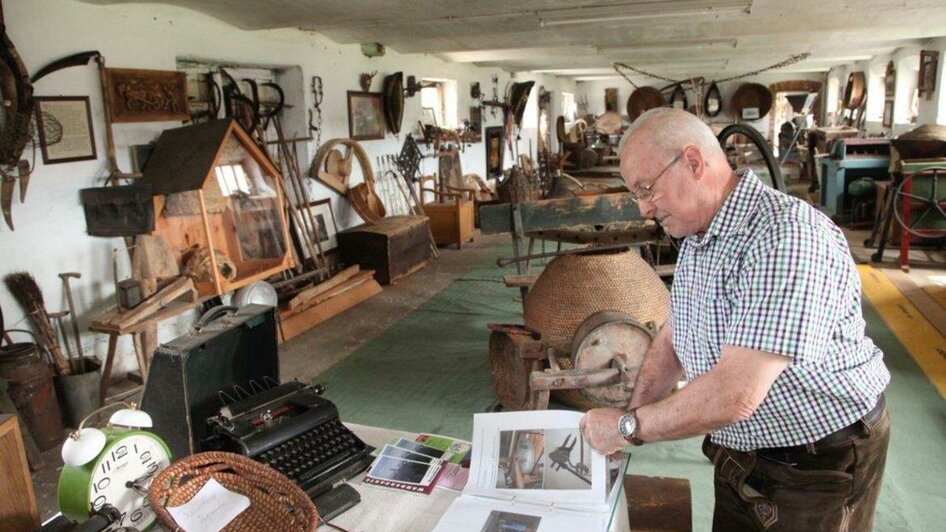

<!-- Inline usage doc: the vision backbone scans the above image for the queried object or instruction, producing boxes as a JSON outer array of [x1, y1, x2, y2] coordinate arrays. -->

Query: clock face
[[88, 433, 171, 530]]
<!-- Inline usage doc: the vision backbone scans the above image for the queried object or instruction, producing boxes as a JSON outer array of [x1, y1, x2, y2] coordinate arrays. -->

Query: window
[[420, 79, 458, 128], [866, 63, 886, 122], [895, 54, 920, 124], [562, 92, 577, 121]]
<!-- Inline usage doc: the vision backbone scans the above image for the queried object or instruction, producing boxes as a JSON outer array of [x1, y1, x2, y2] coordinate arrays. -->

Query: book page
[[464, 410, 608, 508]]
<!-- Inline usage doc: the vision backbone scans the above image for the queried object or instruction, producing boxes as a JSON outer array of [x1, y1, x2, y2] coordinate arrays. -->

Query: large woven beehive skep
[[522, 248, 671, 409]]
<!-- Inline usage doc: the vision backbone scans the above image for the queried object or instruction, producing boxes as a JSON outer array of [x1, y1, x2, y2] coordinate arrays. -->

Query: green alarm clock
[[58, 403, 172, 531]]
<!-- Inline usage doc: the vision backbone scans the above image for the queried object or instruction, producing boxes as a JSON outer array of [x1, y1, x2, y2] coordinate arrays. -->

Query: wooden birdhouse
[[141, 119, 292, 298]]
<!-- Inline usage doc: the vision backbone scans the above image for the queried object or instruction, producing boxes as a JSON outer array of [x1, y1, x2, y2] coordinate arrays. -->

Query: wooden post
[[197, 189, 224, 295]]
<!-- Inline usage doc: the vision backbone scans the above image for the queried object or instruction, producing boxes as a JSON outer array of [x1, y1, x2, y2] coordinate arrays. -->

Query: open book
[[432, 410, 629, 532]]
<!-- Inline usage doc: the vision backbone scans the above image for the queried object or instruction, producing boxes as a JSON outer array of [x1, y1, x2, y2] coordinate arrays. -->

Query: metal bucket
[[55, 357, 102, 429], [0, 341, 64, 450]]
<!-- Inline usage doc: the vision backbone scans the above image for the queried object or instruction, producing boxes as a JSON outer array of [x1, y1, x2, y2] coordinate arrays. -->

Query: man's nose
[[637, 199, 656, 218]]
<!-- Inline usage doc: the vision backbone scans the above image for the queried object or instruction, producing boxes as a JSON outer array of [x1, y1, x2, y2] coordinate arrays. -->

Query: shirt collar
[[687, 169, 764, 247]]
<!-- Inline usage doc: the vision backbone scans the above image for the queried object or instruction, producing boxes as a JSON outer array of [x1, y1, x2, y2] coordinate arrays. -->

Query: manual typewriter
[[205, 379, 373, 498]]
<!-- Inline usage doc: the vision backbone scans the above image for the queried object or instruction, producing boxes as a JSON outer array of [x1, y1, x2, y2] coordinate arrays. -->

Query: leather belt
[[757, 394, 885, 456]]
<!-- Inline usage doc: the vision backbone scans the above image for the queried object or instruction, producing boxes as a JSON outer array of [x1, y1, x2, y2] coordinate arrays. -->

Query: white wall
[[0, 0, 573, 377], [574, 72, 825, 138]]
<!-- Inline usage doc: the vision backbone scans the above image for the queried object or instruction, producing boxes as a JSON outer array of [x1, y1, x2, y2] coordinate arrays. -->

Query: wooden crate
[[425, 200, 475, 248], [338, 215, 431, 285], [0, 415, 39, 531]]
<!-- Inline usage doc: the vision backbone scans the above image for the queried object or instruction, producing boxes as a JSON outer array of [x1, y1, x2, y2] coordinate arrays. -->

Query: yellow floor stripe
[[922, 284, 946, 310], [859, 265, 946, 399]]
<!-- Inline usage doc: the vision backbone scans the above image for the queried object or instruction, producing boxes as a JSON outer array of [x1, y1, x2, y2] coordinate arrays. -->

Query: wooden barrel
[[626, 87, 666, 121], [731, 83, 773, 121]]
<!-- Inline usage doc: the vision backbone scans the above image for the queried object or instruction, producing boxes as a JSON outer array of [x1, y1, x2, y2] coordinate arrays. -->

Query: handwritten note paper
[[167, 478, 251, 532]]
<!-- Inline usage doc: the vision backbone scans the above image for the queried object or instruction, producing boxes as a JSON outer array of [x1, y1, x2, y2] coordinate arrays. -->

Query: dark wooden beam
[[479, 193, 642, 234]]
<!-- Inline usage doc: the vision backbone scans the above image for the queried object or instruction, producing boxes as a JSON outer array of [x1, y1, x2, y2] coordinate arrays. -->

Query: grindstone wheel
[[893, 167, 946, 239], [571, 311, 653, 408]]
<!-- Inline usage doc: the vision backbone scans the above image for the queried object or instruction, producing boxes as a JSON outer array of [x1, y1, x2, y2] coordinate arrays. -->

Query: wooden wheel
[[894, 167, 946, 239], [488, 329, 544, 411], [571, 311, 652, 408], [310, 138, 373, 195]]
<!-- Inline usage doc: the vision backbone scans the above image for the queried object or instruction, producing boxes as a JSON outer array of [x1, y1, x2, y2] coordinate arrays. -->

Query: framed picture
[[347, 91, 384, 141], [884, 61, 896, 98], [34, 96, 97, 164], [105, 68, 189, 123], [741, 107, 760, 120], [295, 198, 339, 255], [485, 126, 504, 179], [919, 50, 939, 100], [882, 99, 894, 128]]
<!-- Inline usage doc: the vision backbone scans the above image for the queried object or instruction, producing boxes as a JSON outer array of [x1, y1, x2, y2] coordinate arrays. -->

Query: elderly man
[[580, 109, 890, 530]]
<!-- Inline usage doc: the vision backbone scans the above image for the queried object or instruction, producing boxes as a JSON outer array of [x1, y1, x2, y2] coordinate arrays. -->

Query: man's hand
[[579, 408, 628, 455]]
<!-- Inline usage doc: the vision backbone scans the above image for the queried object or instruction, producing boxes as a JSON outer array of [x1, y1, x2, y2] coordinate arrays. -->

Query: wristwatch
[[618, 409, 645, 446]]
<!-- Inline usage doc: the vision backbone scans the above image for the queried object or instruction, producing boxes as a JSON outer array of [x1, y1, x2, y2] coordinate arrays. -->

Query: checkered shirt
[[670, 170, 890, 451]]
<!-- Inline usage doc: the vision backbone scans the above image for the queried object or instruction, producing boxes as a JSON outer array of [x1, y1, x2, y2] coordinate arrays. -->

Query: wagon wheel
[[893, 167, 946, 239], [717, 124, 785, 193], [571, 311, 653, 408], [488, 330, 544, 411]]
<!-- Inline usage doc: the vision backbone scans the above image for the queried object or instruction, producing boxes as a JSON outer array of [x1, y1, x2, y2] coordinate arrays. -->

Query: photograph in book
[[368, 456, 439, 485], [480, 510, 542, 532], [496, 429, 591, 490]]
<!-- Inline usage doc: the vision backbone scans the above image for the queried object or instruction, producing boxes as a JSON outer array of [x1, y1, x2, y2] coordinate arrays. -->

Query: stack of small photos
[[364, 439, 446, 494]]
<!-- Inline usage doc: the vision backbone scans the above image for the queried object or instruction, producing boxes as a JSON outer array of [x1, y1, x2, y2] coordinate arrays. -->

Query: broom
[[4, 272, 71, 375]]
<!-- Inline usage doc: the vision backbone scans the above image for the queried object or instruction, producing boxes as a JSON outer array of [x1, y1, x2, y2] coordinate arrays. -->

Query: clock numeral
[[131, 509, 144, 523], [142, 494, 151, 508], [111, 445, 128, 462], [139, 450, 152, 463], [91, 495, 106, 511], [146, 461, 159, 473], [92, 476, 111, 493], [100, 460, 111, 475], [118, 511, 127, 525]]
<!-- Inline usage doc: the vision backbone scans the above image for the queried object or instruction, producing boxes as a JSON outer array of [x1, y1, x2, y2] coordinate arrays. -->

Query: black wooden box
[[337, 215, 431, 285]]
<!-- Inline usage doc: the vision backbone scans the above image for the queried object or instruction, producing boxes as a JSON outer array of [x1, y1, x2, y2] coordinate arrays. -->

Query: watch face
[[618, 414, 635, 438], [89, 433, 172, 530]]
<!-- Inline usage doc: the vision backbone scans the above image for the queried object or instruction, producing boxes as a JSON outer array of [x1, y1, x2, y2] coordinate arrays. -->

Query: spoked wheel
[[894, 167, 946, 239], [717, 124, 785, 193]]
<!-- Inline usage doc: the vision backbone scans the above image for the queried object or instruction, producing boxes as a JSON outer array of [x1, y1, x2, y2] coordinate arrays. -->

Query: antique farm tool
[[4, 272, 71, 376], [310, 138, 373, 194], [59, 272, 86, 372], [0, 3, 33, 230], [488, 249, 670, 411], [382, 72, 404, 135]]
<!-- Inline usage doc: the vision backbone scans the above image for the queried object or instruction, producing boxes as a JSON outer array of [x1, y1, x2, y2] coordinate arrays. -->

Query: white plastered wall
[[0, 0, 574, 378]]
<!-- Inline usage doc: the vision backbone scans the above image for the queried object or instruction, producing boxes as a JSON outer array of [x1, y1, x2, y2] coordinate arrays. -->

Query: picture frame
[[34, 96, 97, 165], [295, 198, 339, 256], [918, 50, 939, 100], [485, 126, 504, 179], [105, 68, 189, 123], [347, 91, 385, 141], [882, 99, 894, 128], [884, 61, 896, 98]]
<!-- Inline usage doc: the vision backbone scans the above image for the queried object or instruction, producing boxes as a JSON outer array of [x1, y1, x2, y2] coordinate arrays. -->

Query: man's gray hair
[[618, 108, 723, 160]]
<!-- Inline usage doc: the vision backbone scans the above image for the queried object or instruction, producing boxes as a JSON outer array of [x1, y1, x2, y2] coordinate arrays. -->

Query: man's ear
[[683, 145, 705, 179]]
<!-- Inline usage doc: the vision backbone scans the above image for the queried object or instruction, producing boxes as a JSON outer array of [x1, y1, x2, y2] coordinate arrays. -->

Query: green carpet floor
[[315, 240, 946, 531]]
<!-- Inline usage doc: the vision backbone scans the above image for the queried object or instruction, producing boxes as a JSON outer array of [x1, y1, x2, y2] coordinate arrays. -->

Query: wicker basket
[[149, 452, 319, 532], [497, 166, 540, 203]]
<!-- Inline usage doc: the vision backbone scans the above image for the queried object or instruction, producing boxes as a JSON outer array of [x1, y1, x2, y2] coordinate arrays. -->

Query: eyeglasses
[[629, 152, 683, 202]]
